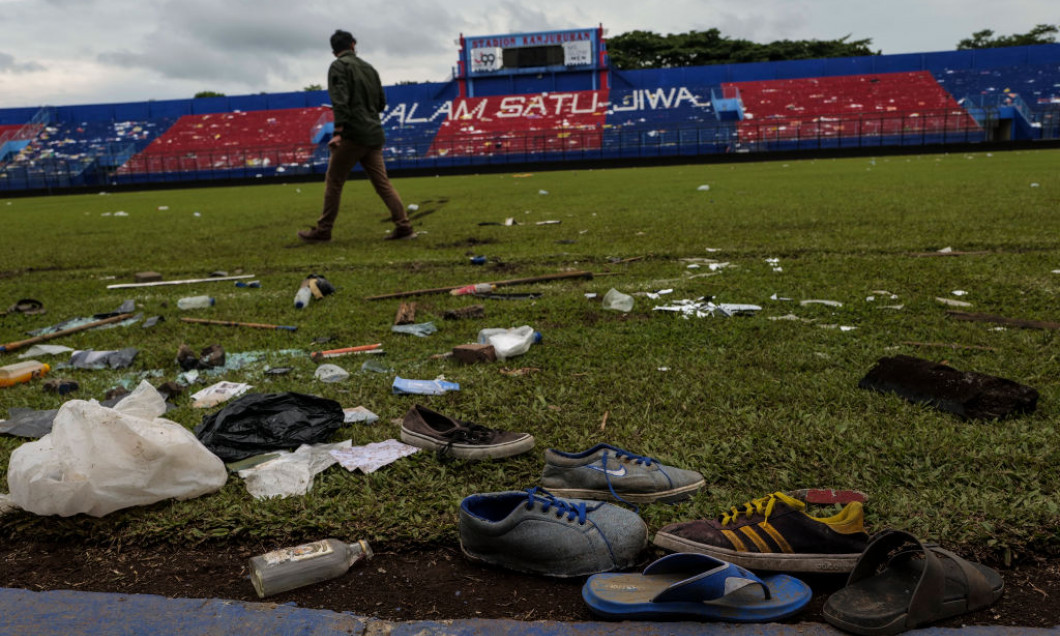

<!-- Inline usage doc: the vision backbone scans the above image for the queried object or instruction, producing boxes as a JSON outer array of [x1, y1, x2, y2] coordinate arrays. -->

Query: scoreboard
[[460, 27, 605, 77]]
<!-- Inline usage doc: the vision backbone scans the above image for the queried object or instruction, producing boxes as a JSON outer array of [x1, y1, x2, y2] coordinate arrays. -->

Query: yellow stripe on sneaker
[[759, 521, 794, 553], [739, 526, 772, 553], [721, 529, 748, 552]]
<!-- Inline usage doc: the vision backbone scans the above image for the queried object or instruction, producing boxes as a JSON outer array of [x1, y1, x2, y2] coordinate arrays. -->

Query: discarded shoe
[[383, 227, 417, 241], [823, 529, 1003, 635], [399, 404, 534, 460], [582, 552, 812, 622], [541, 443, 705, 504], [653, 491, 869, 573], [297, 227, 332, 243], [459, 487, 647, 577]]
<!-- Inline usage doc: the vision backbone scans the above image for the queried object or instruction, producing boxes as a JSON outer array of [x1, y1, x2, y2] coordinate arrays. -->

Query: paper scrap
[[330, 439, 420, 474]]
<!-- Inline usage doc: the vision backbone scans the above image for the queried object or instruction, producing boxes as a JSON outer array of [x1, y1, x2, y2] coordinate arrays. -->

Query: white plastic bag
[[477, 325, 537, 359], [6, 380, 227, 517], [237, 439, 351, 500]]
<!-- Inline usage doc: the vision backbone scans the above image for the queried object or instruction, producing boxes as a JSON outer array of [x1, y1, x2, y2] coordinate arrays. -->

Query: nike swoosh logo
[[587, 464, 626, 477]]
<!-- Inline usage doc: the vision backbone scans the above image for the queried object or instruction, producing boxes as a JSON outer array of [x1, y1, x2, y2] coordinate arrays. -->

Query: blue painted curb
[[1, 588, 1057, 635]]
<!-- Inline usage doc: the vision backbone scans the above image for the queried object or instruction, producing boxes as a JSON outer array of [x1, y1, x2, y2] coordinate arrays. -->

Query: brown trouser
[[314, 139, 411, 233]]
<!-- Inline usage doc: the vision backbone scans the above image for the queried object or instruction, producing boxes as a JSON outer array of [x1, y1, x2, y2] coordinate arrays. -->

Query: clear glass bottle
[[176, 295, 215, 310], [248, 538, 372, 598]]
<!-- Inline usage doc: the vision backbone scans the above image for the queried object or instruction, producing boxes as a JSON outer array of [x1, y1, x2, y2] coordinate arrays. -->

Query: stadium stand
[[1, 43, 1058, 192], [728, 71, 980, 145], [119, 107, 330, 174]]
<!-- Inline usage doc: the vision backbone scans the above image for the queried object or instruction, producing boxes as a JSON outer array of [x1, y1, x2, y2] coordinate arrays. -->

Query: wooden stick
[[365, 270, 593, 300], [901, 341, 999, 352], [310, 343, 382, 361], [180, 317, 297, 331], [0, 313, 136, 353], [947, 311, 1060, 331], [106, 274, 254, 289]]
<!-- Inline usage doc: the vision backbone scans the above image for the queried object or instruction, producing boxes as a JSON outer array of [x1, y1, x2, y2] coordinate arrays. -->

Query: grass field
[[1, 150, 1058, 563]]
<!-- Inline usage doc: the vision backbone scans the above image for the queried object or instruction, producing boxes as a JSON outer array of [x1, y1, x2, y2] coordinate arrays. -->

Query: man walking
[[298, 29, 415, 242]]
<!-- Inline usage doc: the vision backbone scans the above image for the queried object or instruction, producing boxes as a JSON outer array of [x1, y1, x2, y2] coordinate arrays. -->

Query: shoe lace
[[599, 447, 653, 514], [436, 423, 497, 462], [720, 492, 782, 526], [524, 487, 588, 524]]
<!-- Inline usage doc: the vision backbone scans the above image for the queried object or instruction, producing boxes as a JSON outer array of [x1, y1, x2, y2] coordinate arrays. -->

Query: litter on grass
[[237, 440, 352, 499], [315, 364, 350, 383], [17, 345, 73, 359], [653, 298, 762, 318], [343, 406, 380, 424], [800, 299, 843, 308], [391, 322, 438, 337], [190, 381, 252, 408], [936, 297, 972, 308], [330, 439, 420, 474], [392, 376, 460, 395], [68, 348, 139, 370], [601, 288, 634, 312]]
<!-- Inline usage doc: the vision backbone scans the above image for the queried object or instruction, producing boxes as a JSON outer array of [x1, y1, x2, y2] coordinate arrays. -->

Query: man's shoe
[[399, 404, 534, 460], [541, 443, 705, 504], [383, 228, 416, 241], [459, 487, 647, 577], [297, 227, 331, 242], [652, 491, 869, 573]]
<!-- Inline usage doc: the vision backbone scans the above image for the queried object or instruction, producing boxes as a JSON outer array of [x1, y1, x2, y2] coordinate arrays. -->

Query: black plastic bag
[[194, 392, 344, 462]]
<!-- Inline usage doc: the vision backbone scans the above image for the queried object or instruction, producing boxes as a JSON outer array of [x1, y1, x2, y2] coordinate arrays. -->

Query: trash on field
[[0, 407, 59, 438], [453, 343, 497, 364], [765, 257, 782, 272], [249, 537, 372, 599], [601, 288, 634, 312], [0, 360, 50, 388], [142, 315, 164, 329], [235, 280, 261, 288], [538, 190, 549, 195], [770, 293, 793, 301], [708, 262, 731, 271], [769, 314, 815, 323], [360, 358, 393, 374], [936, 297, 972, 308], [952, 290, 969, 296], [194, 392, 344, 462], [645, 289, 673, 300], [68, 348, 139, 370], [392, 376, 460, 395], [820, 324, 857, 332], [697, 184, 711, 191], [800, 299, 843, 308], [315, 364, 350, 383], [451, 283, 495, 296], [535, 220, 561, 225], [310, 343, 383, 361], [653, 298, 762, 319], [330, 439, 421, 474], [237, 440, 352, 499], [42, 378, 79, 395], [177, 343, 225, 371], [6, 381, 227, 517], [343, 406, 380, 424], [477, 326, 540, 359], [687, 263, 700, 269], [408, 203, 419, 211], [858, 355, 1038, 420], [391, 322, 437, 337], [190, 381, 252, 408], [504, 217, 516, 226]]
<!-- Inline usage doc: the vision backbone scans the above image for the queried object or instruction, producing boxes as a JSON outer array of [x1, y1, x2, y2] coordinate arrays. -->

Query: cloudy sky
[[0, 0, 1055, 108]]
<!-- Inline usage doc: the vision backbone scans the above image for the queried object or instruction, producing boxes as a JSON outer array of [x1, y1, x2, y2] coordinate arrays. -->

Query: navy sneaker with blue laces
[[541, 443, 705, 505]]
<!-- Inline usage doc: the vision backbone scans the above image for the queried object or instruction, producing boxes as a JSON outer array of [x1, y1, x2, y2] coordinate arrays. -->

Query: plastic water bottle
[[0, 360, 50, 388], [248, 538, 372, 598], [294, 286, 313, 309], [176, 295, 215, 310]]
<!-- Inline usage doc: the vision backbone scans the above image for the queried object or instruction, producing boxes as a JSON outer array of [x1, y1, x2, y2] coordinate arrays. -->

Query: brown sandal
[[823, 529, 1003, 635]]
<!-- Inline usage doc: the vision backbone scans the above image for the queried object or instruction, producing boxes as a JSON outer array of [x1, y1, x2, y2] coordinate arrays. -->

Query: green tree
[[957, 24, 1058, 49], [607, 29, 877, 69], [303, 84, 323, 91], [194, 91, 226, 98]]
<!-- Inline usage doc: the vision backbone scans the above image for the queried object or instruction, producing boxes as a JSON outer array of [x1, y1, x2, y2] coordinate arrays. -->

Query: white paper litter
[[653, 298, 761, 319], [936, 297, 972, 308], [190, 381, 251, 408], [343, 406, 379, 424], [330, 439, 420, 474], [800, 299, 843, 307]]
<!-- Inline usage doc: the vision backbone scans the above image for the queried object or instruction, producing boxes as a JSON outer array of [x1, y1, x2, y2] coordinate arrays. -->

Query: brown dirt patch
[[1, 541, 1058, 627]]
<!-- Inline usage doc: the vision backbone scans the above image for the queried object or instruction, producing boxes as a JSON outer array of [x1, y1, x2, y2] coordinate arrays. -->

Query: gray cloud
[[0, 52, 45, 73]]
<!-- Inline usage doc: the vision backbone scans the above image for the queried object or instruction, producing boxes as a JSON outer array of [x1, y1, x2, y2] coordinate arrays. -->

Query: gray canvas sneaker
[[541, 443, 705, 504], [459, 487, 647, 577]]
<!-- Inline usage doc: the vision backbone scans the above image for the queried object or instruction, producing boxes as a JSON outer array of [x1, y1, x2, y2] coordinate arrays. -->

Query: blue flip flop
[[582, 552, 812, 622]]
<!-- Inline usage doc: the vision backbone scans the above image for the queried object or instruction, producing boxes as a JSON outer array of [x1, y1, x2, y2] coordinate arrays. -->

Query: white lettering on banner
[[381, 87, 708, 127]]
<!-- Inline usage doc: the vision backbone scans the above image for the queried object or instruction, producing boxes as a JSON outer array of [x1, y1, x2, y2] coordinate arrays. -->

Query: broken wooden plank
[[947, 311, 1060, 331], [394, 302, 416, 325], [858, 354, 1037, 420]]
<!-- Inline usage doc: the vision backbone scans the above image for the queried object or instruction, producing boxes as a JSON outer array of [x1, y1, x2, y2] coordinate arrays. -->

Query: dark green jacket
[[328, 50, 386, 146]]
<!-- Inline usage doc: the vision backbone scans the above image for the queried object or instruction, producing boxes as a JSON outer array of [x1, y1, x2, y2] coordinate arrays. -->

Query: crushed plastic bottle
[[249, 538, 372, 598], [176, 295, 215, 310], [0, 360, 50, 388], [601, 288, 634, 312]]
